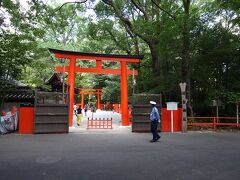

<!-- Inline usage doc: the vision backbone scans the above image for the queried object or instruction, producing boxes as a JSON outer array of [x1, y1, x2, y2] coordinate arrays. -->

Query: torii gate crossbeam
[[56, 66, 138, 75], [49, 48, 143, 127]]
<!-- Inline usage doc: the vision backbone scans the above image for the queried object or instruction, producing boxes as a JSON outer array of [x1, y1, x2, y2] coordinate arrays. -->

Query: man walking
[[149, 101, 161, 143]]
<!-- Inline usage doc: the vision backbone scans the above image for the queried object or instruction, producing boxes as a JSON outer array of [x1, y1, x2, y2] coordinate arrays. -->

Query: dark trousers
[[151, 121, 160, 141]]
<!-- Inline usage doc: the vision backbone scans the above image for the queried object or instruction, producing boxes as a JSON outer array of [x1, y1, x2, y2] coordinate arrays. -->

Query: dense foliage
[[0, 0, 239, 116]]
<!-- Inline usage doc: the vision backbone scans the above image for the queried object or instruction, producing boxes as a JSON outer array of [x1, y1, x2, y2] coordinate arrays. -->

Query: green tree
[[190, 0, 240, 115], [20, 1, 88, 87], [0, 0, 44, 110]]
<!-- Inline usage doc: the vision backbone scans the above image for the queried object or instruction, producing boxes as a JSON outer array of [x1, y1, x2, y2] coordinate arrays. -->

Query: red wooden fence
[[187, 117, 239, 130], [87, 118, 113, 129]]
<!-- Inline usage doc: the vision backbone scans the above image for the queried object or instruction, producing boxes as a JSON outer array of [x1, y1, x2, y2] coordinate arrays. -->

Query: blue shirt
[[150, 106, 160, 122]]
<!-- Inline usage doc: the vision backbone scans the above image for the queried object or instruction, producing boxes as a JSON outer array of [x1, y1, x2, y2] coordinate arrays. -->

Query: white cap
[[150, 101, 157, 105]]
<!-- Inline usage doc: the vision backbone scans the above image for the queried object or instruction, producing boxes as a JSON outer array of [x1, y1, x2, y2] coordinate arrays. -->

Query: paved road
[[0, 131, 240, 180]]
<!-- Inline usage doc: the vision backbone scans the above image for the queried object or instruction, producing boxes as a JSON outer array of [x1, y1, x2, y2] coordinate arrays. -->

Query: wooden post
[[81, 92, 84, 109], [213, 117, 216, 130], [97, 90, 100, 109]]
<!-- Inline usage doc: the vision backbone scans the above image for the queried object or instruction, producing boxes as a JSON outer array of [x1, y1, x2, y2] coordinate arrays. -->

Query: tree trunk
[[149, 41, 161, 75], [182, 0, 193, 116]]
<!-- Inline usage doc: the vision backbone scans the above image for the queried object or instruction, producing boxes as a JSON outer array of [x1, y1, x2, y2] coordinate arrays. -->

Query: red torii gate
[[49, 48, 143, 127], [79, 88, 102, 110]]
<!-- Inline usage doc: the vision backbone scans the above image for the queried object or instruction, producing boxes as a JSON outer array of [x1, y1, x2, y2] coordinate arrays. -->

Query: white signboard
[[166, 102, 178, 111]]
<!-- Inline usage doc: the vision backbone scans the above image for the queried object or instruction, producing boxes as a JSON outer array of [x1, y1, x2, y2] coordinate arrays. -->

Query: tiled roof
[[5, 93, 35, 99]]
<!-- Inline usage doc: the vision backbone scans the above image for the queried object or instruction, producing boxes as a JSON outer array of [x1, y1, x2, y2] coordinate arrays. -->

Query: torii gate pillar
[[97, 91, 101, 109], [121, 61, 129, 126], [68, 58, 76, 127], [81, 92, 84, 109]]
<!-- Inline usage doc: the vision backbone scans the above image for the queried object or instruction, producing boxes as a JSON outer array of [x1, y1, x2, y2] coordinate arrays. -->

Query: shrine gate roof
[[49, 48, 144, 62]]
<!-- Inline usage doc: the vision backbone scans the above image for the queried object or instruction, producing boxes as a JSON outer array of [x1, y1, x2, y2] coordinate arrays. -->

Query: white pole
[[171, 110, 174, 133]]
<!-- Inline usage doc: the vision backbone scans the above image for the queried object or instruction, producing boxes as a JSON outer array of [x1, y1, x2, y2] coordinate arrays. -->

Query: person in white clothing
[[73, 104, 77, 116]]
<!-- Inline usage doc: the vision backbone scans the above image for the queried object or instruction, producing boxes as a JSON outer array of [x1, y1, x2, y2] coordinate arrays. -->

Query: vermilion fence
[[187, 117, 239, 130], [87, 118, 113, 129]]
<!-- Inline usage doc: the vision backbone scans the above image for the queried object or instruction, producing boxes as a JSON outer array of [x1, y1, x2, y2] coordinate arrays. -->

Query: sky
[[19, 0, 97, 8], [19, 0, 96, 17], [43, 0, 86, 6], [0, 0, 96, 32], [20, 0, 82, 6]]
